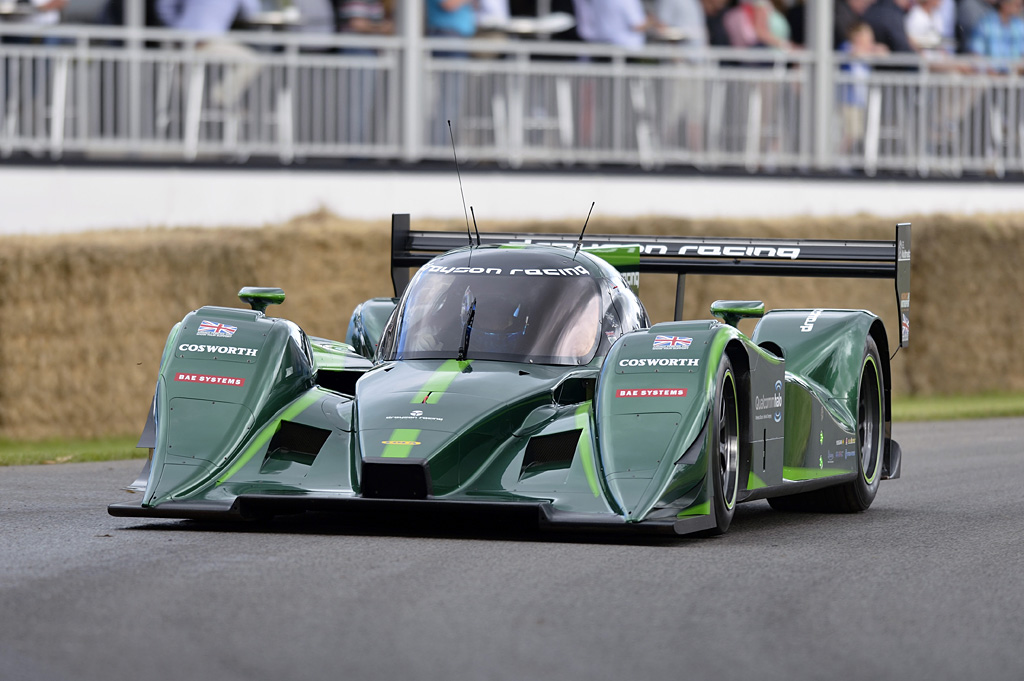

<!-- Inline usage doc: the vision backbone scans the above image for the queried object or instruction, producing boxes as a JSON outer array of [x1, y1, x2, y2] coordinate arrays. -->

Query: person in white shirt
[[26, 0, 67, 26], [905, 0, 949, 54], [477, 0, 510, 32], [156, 0, 265, 108], [586, 0, 652, 49]]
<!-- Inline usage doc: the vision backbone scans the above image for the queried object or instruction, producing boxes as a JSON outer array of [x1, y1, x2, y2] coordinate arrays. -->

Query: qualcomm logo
[[754, 380, 784, 423], [774, 380, 783, 422]]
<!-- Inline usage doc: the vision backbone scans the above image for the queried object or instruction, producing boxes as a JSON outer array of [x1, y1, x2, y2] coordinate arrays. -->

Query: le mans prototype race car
[[110, 215, 911, 536]]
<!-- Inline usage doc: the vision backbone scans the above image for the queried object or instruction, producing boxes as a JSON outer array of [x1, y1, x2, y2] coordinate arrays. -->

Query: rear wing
[[389, 214, 911, 348]]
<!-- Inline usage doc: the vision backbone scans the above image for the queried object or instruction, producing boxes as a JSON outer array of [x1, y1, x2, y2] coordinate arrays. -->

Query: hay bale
[[0, 210, 1019, 440]]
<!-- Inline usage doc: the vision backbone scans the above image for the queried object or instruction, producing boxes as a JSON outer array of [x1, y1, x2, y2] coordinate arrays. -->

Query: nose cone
[[354, 360, 560, 495]]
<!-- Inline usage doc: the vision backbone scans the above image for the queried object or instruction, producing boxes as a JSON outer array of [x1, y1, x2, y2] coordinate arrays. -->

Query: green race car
[[110, 216, 911, 536]]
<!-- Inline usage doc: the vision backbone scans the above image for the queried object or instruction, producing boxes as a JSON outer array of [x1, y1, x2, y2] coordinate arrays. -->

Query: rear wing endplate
[[390, 214, 911, 348]]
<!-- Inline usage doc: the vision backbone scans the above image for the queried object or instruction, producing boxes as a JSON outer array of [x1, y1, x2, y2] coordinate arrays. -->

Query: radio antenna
[[574, 202, 596, 258], [448, 120, 473, 246], [470, 206, 481, 246]]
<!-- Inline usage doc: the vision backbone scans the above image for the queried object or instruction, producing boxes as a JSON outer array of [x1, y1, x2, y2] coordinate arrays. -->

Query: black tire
[[768, 336, 885, 513], [707, 355, 740, 535]]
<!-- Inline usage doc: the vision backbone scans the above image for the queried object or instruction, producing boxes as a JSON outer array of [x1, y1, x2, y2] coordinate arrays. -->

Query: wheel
[[707, 355, 740, 535], [831, 334, 885, 511], [768, 335, 885, 513]]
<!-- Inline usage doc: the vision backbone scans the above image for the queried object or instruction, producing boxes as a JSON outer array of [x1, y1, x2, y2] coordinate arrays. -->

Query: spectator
[[426, 0, 476, 146], [724, 0, 792, 50], [290, 0, 336, 36], [157, 0, 263, 110], [968, 0, 1024, 71], [25, 0, 66, 29], [586, 0, 653, 49], [427, 0, 476, 39], [654, 0, 708, 151], [786, 0, 806, 46], [2, 0, 68, 45], [957, 0, 998, 51], [570, 0, 597, 43], [863, 0, 916, 53], [750, 0, 793, 50], [936, 0, 957, 45], [835, 0, 876, 49], [703, 0, 732, 46], [839, 21, 888, 154], [155, 0, 261, 31], [905, 0, 949, 53], [655, 0, 708, 47], [338, 0, 394, 145], [96, 0, 166, 27], [477, 0, 510, 33], [337, 0, 393, 35]]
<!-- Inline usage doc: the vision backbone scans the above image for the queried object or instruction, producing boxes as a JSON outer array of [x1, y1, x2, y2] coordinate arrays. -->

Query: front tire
[[829, 335, 884, 511], [708, 356, 740, 535], [768, 336, 885, 513]]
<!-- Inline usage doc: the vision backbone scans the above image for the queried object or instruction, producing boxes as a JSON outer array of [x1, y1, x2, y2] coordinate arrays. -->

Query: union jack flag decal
[[653, 334, 692, 350], [197, 320, 237, 338]]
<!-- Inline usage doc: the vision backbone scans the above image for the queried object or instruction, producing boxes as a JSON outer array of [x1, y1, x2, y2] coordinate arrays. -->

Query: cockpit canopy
[[378, 246, 648, 366]]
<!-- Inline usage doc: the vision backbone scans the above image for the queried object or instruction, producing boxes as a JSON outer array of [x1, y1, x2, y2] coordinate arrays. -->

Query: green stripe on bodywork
[[583, 244, 641, 267], [747, 471, 768, 490], [783, 466, 848, 481], [217, 391, 322, 484], [678, 500, 710, 517], [575, 402, 600, 498], [411, 359, 472, 404], [381, 428, 422, 458]]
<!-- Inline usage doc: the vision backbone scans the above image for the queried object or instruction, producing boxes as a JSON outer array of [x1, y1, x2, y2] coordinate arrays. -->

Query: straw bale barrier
[[0, 209, 1020, 441]]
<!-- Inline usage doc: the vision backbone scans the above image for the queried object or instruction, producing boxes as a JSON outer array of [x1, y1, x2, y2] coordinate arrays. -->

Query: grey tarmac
[[2, 418, 1022, 681]]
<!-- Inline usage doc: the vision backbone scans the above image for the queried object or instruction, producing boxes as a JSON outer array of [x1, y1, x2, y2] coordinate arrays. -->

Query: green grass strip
[[0, 436, 143, 467], [892, 392, 1024, 422]]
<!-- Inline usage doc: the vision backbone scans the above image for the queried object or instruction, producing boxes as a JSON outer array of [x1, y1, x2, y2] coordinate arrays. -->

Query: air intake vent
[[317, 369, 363, 395], [361, 457, 432, 499], [553, 377, 595, 405], [520, 429, 581, 480], [262, 421, 331, 469]]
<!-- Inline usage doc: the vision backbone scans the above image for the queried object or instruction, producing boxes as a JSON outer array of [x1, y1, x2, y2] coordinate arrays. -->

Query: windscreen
[[391, 250, 604, 365]]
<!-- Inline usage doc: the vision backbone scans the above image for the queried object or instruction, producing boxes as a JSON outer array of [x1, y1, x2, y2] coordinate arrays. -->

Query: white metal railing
[[2, 22, 1024, 177]]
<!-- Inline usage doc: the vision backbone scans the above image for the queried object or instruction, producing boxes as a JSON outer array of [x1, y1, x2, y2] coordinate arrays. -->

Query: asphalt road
[[2, 418, 1022, 681]]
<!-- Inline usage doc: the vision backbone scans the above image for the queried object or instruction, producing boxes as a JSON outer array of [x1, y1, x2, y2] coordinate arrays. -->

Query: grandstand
[[1, 1, 1023, 178]]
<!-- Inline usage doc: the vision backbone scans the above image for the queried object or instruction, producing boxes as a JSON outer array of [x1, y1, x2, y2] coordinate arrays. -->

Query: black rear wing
[[389, 214, 911, 348]]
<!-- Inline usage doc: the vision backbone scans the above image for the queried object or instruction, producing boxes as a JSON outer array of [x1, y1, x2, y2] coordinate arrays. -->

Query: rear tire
[[707, 356, 740, 535], [767, 336, 884, 513]]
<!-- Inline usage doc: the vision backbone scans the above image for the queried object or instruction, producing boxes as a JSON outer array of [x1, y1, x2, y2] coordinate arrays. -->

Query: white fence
[[2, 22, 1023, 177]]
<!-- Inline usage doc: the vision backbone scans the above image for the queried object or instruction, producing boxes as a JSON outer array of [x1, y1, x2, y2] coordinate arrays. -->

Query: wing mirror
[[710, 300, 765, 328], [238, 286, 286, 313]]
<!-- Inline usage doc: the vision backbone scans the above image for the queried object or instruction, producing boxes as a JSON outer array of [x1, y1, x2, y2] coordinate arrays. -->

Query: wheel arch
[[724, 338, 753, 495], [867, 317, 898, 479], [867, 318, 892, 426]]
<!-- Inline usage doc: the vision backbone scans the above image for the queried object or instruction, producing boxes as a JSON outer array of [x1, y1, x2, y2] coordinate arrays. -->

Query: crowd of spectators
[[1, 0, 1020, 67]]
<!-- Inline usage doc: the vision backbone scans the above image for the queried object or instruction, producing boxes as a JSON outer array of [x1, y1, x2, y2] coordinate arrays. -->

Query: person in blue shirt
[[427, 0, 477, 37], [156, 0, 261, 32], [426, 0, 477, 145], [969, 0, 1024, 73]]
